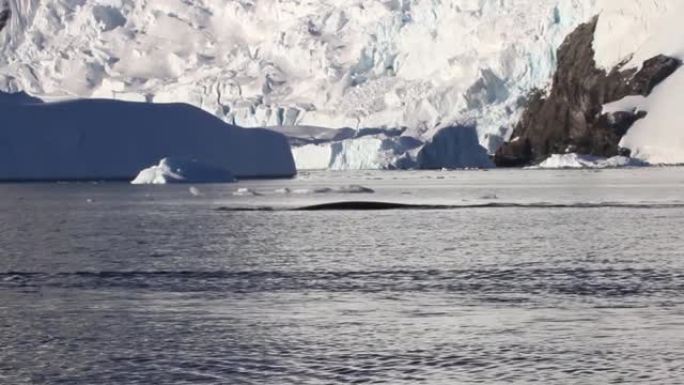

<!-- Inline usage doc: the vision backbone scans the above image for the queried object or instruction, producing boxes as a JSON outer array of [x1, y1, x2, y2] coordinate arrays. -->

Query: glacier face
[[0, 0, 598, 160]]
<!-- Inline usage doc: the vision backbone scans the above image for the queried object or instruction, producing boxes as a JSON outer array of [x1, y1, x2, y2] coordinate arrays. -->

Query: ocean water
[[1, 168, 683, 384]]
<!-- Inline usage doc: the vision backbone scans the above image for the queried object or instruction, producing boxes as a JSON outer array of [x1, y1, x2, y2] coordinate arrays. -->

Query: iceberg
[[0, 92, 296, 181], [131, 158, 236, 185]]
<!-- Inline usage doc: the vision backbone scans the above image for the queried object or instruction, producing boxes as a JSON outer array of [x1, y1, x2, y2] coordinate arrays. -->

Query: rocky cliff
[[495, 16, 681, 167]]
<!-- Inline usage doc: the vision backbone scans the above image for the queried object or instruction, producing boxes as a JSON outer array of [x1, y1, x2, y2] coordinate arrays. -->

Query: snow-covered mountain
[[1, 0, 683, 168]]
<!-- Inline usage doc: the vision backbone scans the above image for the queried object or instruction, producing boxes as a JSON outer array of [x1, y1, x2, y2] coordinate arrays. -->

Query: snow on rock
[[619, 69, 684, 164], [602, 95, 648, 115], [0, 92, 295, 181], [533, 153, 649, 169], [131, 158, 236, 185], [0, 0, 597, 159], [593, 0, 684, 164]]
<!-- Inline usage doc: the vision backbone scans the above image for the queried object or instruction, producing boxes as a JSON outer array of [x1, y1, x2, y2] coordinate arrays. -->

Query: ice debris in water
[[480, 193, 499, 200], [531, 153, 650, 169], [189, 186, 202, 196], [131, 158, 236, 184], [336, 185, 375, 194], [272, 185, 375, 195], [233, 188, 261, 196]]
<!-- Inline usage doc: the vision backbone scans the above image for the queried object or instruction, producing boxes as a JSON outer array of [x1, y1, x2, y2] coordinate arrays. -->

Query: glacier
[[0, 91, 295, 181], [0, 0, 599, 170], [1, 0, 684, 169]]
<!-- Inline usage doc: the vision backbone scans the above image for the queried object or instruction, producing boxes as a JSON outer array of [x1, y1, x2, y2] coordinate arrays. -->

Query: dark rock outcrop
[[495, 16, 681, 167], [0, 1, 9, 33]]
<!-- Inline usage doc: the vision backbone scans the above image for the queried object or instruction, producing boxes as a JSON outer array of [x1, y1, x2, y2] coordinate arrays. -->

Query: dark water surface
[[1, 169, 683, 384]]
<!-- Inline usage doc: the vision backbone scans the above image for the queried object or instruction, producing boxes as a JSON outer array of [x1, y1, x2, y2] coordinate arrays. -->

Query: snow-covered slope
[[0, 0, 597, 164], [0, 92, 295, 181], [593, 1, 684, 164]]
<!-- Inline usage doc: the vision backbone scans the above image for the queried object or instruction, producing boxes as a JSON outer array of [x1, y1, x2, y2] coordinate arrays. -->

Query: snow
[[532, 153, 649, 169], [593, 0, 684, 164], [602, 95, 648, 115], [593, 1, 684, 70], [0, 92, 295, 181], [0, 0, 597, 165], [619, 70, 684, 164], [131, 158, 236, 185]]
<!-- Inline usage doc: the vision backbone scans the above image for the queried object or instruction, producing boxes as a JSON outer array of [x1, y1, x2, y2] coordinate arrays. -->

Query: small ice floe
[[189, 186, 202, 196], [277, 185, 375, 195], [480, 193, 499, 200], [233, 188, 261, 196], [335, 185, 375, 194], [312, 187, 334, 194], [131, 158, 236, 184]]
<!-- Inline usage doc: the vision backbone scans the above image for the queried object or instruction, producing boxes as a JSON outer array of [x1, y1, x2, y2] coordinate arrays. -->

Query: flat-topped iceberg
[[0, 92, 296, 181], [131, 158, 236, 185], [532, 153, 649, 169]]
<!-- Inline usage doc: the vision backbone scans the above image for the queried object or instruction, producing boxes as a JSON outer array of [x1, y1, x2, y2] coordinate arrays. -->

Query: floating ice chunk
[[233, 188, 261, 196], [131, 158, 236, 184], [532, 153, 649, 169], [336, 185, 375, 194], [270, 185, 376, 195], [480, 193, 499, 200]]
